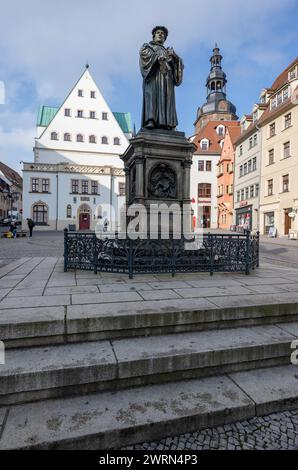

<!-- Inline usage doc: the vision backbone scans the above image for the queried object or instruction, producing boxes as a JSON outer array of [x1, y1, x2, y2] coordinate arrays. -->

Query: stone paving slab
[[139, 289, 182, 301], [98, 283, 153, 293], [0, 341, 116, 397], [175, 286, 253, 299], [0, 295, 70, 309], [44, 286, 99, 296], [277, 322, 298, 336], [0, 258, 30, 278], [0, 375, 254, 450], [230, 365, 298, 415], [71, 291, 144, 305]]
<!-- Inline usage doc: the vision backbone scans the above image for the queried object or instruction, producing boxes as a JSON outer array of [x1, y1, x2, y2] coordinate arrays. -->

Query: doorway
[[284, 208, 292, 235], [79, 213, 90, 230], [203, 205, 211, 228]]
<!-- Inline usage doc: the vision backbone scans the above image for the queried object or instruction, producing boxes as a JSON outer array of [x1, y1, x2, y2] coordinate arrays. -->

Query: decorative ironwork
[[64, 229, 259, 279]]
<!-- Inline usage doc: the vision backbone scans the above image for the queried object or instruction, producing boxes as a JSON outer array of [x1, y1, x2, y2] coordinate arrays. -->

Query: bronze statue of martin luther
[[140, 26, 184, 130]]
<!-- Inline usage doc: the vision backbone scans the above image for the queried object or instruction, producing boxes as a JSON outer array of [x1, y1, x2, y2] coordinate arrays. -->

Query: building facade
[[258, 58, 298, 236], [22, 67, 132, 231], [217, 124, 240, 229], [190, 45, 238, 229]]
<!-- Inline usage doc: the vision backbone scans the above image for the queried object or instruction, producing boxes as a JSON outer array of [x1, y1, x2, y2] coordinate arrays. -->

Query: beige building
[[259, 58, 298, 237]]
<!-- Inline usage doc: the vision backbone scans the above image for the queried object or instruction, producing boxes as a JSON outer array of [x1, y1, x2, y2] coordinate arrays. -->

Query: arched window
[[216, 81, 221, 90], [89, 135, 96, 144], [101, 136, 108, 144], [51, 132, 58, 140], [211, 82, 215, 91], [77, 134, 84, 142], [200, 139, 209, 150], [33, 204, 48, 224], [113, 137, 120, 145], [64, 133, 71, 141], [66, 204, 72, 218]]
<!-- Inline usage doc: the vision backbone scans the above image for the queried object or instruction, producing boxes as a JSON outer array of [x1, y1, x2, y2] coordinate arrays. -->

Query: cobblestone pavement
[[123, 410, 298, 450], [0, 232, 64, 266]]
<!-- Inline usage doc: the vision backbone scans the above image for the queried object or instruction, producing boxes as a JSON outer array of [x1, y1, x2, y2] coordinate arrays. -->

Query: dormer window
[[253, 110, 258, 122], [200, 139, 209, 150], [289, 67, 297, 80], [216, 125, 225, 136]]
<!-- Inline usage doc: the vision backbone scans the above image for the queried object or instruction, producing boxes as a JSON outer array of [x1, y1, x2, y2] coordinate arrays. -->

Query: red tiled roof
[[271, 57, 298, 90], [227, 125, 241, 146], [0, 162, 23, 188], [192, 120, 239, 155]]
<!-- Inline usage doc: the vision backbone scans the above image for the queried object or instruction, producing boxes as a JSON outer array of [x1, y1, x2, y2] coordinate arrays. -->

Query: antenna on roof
[[85, 61, 89, 69]]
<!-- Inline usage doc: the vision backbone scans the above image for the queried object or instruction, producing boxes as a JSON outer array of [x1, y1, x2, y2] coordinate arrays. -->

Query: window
[[282, 174, 289, 192], [51, 132, 58, 140], [253, 134, 257, 146], [89, 135, 96, 144], [64, 133, 71, 141], [252, 157, 257, 171], [283, 141, 290, 158], [113, 137, 120, 145], [198, 160, 204, 171], [249, 137, 253, 149], [268, 149, 274, 165], [245, 187, 249, 199], [77, 134, 84, 142], [267, 179, 273, 196], [42, 179, 49, 193], [269, 123, 275, 137], [250, 185, 254, 198], [33, 204, 48, 224], [64, 108, 71, 117], [101, 136, 108, 144], [241, 189, 244, 201], [244, 163, 247, 175], [237, 191, 240, 203], [289, 68, 296, 80], [255, 183, 259, 197], [90, 91, 96, 98], [102, 112, 108, 120], [239, 145, 243, 156], [81, 180, 89, 194], [206, 161, 212, 171], [198, 183, 211, 197], [277, 92, 282, 106], [90, 111, 96, 119], [201, 139, 208, 150], [78, 89, 83, 97], [71, 179, 79, 194], [283, 88, 289, 100], [253, 111, 258, 122], [119, 182, 125, 196], [31, 178, 39, 192], [77, 110, 83, 118], [284, 113, 291, 129], [66, 204, 72, 218], [271, 97, 277, 109], [248, 160, 252, 173], [91, 181, 98, 194], [240, 165, 243, 177], [217, 125, 224, 136]]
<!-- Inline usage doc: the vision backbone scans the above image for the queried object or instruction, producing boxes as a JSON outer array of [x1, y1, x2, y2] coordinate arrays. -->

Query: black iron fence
[[64, 229, 259, 279]]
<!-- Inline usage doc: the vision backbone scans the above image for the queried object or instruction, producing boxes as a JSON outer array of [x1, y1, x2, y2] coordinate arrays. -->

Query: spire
[[206, 44, 226, 99]]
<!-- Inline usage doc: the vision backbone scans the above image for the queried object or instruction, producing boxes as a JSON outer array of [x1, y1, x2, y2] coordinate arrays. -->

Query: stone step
[[0, 364, 297, 450], [0, 323, 296, 405], [2, 299, 298, 349]]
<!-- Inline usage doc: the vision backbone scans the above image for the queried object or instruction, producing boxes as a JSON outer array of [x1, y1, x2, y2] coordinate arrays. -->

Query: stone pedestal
[[121, 129, 196, 237]]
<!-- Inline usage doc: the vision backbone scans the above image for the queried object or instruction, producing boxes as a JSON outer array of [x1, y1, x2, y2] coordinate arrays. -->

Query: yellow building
[[259, 58, 298, 237]]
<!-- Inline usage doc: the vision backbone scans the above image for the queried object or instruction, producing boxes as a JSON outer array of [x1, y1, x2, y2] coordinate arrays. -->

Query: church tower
[[194, 44, 238, 132]]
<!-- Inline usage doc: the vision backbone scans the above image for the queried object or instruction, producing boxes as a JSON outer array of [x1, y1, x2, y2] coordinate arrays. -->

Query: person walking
[[27, 218, 35, 237]]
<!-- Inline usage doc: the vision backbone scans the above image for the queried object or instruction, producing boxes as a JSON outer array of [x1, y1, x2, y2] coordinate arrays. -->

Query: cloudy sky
[[0, 0, 297, 172]]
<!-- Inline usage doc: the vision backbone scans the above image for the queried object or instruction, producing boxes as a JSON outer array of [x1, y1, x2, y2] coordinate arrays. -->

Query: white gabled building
[[22, 66, 132, 231]]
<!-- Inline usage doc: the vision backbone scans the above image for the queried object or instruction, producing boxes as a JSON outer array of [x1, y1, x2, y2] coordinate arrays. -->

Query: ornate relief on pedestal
[[148, 163, 177, 199]]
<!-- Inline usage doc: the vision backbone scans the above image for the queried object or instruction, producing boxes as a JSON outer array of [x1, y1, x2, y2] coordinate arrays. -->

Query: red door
[[79, 213, 90, 230]]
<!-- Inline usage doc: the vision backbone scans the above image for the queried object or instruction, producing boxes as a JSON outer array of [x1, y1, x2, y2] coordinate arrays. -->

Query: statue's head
[[152, 26, 168, 44]]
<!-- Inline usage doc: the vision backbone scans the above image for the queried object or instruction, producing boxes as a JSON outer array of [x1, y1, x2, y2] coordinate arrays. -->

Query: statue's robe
[[140, 41, 183, 129]]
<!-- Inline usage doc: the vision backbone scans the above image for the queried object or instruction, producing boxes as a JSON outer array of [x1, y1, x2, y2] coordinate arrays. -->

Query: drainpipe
[[56, 173, 59, 231], [110, 169, 114, 230], [255, 122, 262, 233]]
